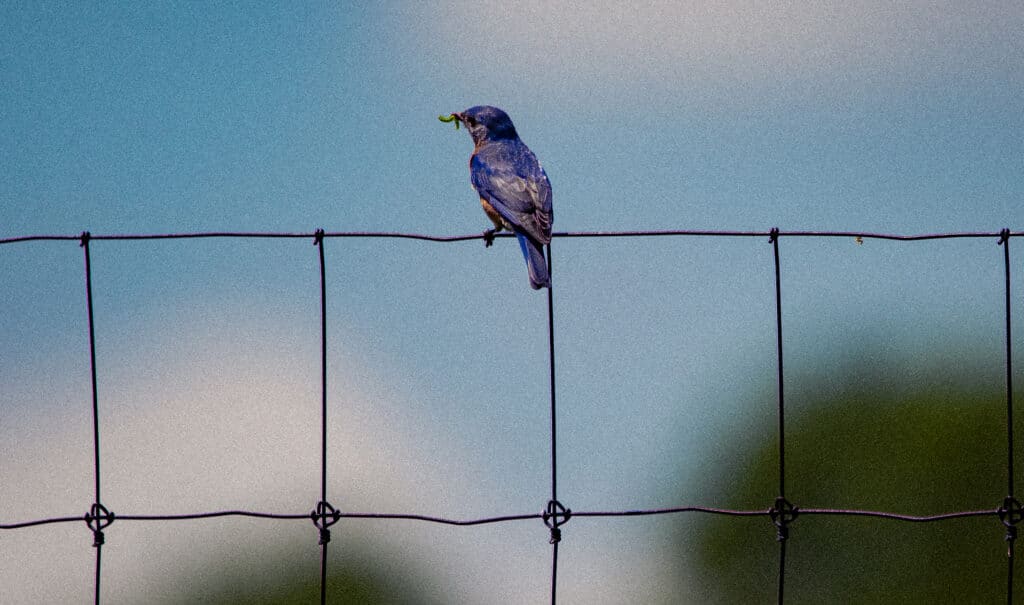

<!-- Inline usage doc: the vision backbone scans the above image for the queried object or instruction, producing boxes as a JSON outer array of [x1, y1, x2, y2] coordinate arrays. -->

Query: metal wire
[[3, 228, 1020, 247], [1000, 229, 1017, 604], [769, 228, 788, 605], [546, 242, 561, 605], [1, 505, 1007, 530], [80, 232, 107, 605], [315, 229, 331, 605], [1, 227, 1020, 604]]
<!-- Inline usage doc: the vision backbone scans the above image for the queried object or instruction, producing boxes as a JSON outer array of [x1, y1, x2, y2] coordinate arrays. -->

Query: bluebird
[[451, 105, 553, 289]]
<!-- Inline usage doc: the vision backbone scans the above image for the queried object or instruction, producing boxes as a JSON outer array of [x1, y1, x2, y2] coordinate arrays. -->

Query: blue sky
[[2, 2, 1022, 603]]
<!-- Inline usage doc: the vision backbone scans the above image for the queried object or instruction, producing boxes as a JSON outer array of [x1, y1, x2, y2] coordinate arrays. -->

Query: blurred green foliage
[[687, 359, 1019, 603], [173, 543, 445, 605]]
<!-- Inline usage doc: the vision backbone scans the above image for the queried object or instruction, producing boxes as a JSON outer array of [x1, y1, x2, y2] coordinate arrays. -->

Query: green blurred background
[[156, 353, 1022, 604]]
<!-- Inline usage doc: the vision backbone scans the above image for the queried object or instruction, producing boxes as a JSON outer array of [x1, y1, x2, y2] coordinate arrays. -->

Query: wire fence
[[1, 227, 1020, 604]]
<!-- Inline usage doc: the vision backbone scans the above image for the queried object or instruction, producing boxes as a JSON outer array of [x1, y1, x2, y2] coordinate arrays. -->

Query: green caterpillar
[[438, 114, 460, 129]]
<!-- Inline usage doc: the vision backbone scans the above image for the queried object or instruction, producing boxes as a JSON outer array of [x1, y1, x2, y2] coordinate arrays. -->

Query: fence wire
[[1, 227, 1021, 604]]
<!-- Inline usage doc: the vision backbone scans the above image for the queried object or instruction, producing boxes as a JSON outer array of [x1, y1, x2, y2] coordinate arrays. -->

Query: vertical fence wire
[[319, 232, 328, 512], [1004, 230, 1014, 605], [312, 229, 342, 604], [80, 232, 106, 605], [1003, 230, 1014, 499], [81, 233, 102, 533], [547, 243, 560, 605], [549, 242, 557, 508], [999, 229, 1018, 604], [317, 230, 330, 604], [770, 228, 788, 604], [771, 230, 786, 504]]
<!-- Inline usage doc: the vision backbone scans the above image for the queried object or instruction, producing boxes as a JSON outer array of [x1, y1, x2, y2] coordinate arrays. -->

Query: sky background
[[2, 2, 1022, 603]]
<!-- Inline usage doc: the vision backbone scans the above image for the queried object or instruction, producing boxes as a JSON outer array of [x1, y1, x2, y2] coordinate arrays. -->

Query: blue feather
[[517, 232, 549, 290]]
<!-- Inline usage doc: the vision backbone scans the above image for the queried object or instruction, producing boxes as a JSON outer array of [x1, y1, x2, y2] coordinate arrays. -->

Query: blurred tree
[[686, 358, 1019, 603], [172, 541, 446, 605]]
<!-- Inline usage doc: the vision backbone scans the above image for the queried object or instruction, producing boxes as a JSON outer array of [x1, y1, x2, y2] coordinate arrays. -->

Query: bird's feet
[[483, 228, 497, 248]]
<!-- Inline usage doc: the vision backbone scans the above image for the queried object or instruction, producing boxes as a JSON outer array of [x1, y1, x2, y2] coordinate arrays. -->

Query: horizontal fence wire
[[1, 505, 1004, 531], [1, 228, 1021, 604], [1, 228, 1018, 246]]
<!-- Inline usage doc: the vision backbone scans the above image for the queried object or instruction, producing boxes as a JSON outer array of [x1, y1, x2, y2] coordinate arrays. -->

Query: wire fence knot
[[313, 228, 325, 247], [543, 500, 571, 544], [768, 227, 780, 244], [311, 501, 341, 545], [79, 231, 91, 248], [1000, 496, 1022, 528], [85, 503, 114, 548], [999, 496, 1022, 560], [998, 228, 1011, 246], [769, 497, 797, 542]]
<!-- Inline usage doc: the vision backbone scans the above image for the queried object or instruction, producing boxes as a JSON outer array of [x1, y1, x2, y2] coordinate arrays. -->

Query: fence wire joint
[[995, 495, 1019, 552], [543, 500, 571, 544], [312, 501, 341, 545], [85, 503, 114, 547], [769, 497, 797, 542]]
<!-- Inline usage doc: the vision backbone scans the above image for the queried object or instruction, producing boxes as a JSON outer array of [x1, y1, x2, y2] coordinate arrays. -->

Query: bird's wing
[[471, 141, 552, 245]]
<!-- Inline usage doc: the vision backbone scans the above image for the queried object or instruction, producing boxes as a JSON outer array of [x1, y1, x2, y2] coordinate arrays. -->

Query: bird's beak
[[451, 112, 464, 124]]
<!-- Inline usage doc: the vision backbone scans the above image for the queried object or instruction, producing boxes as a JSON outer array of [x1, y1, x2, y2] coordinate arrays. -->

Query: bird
[[451, 105, 553, 289]]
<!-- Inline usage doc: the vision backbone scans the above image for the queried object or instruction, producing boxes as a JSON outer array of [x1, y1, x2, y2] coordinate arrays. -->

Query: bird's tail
[[516, 233, 550, 290]]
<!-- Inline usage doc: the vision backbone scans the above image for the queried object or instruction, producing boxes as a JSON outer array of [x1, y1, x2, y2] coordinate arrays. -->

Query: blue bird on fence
[[450, 106, 553, 289]]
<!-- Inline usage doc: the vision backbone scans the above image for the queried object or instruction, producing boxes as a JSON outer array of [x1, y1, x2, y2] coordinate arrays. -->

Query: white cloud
[[2, 306, 675, 603], [420, 1, 1022, 105]]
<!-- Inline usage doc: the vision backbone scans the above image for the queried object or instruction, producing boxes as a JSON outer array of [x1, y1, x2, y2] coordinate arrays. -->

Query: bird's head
[[454, 105, 519, 145]]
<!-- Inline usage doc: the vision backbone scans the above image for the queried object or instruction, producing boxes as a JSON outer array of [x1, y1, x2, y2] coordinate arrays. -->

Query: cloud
[[2, 303, 665, 603], [420, 1, 1022, 106], [0, 308, 481, 602]]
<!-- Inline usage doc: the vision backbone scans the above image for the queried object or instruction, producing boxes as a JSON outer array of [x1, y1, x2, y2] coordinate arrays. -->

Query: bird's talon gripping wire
[[483, 229, 497, 247]]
